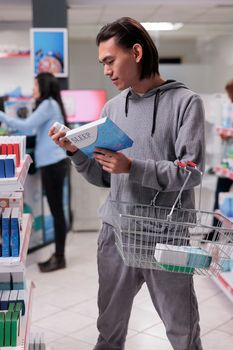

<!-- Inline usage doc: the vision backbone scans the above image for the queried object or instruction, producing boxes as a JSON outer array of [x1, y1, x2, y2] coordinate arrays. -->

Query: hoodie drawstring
[[125, 86, 169, 135], [151, 89, 161, 136], [125, 90, 131, 117]]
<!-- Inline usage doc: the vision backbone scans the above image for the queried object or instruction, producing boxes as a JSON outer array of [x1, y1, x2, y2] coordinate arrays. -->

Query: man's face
[[98, 37, 140, 91]]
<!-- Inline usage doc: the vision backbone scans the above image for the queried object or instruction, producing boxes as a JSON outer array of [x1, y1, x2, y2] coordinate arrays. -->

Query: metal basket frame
[[111, 161, 233, 276]]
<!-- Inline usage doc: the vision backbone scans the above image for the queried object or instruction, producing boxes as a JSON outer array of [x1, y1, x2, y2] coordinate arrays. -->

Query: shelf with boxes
[[214, 126, 233, 179], [213, 124, 233, 304], [0, 154, 32, 191], [0, 214, 32, 268], [0, 135, 34, 348], [212, 210, 233, 303], [2, 280, 34, 350]]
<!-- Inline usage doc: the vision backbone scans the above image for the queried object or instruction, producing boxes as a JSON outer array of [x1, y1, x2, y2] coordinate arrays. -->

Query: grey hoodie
[[69, 80, 205, 226]]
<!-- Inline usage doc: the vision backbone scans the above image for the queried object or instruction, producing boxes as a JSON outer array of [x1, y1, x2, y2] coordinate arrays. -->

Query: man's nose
[[104, 65, 112, 76]]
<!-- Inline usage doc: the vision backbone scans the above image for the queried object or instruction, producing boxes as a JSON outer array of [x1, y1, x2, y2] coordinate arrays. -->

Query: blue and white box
[[154, 244, 212, 269], [66, 117, 134, 157]]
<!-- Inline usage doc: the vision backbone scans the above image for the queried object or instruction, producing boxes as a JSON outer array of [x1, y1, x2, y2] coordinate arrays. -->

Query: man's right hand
[[48, 126, 78, 154]]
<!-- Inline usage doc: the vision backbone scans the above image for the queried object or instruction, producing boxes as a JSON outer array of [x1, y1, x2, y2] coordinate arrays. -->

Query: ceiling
[[0, 0, 233, 41]]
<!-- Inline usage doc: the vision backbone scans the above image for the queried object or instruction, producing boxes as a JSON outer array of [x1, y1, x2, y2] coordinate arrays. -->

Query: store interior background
[[0, 0, 233, 97], [0, 1, 233, 349]]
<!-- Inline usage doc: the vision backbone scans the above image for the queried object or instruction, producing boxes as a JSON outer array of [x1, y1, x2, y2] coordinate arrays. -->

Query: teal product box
[[187, 247, 212, 268], [10, 207, 20, 257], [2, 207, 12, 257], [0, 272, 11, 290], [12, 271, 25, 290], [155, 244, 212, 269], [5, 154, 16, 178]]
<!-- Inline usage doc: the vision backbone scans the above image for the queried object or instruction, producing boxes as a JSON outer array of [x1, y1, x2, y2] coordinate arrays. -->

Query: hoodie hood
[[123, 80, 188, 136]]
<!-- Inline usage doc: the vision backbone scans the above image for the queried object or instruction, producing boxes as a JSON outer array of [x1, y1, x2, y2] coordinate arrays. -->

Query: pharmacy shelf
[[214, 165, 233, 180], [212, 209, 233, 303], [213, 271, 233, 304], [214, 209, 233, 229], [4, 280, 34, 350], [216, 127, 233, 138], [0, 214, 32, 270], [0, 155, 32, 191]]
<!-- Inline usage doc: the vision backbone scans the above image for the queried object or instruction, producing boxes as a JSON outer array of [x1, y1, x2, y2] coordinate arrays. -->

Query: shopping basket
[[111, 161, 233, 276]]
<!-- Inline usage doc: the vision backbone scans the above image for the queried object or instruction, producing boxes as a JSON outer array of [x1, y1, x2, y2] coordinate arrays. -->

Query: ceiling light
[[141, 22, 183, 31]]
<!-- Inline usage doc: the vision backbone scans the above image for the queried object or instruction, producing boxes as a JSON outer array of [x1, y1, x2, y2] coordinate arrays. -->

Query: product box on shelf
[[2, 207, 12, 257], [0, 135, 26, 164], [0, 192, 23, 219], [219, 192, 233, 218]]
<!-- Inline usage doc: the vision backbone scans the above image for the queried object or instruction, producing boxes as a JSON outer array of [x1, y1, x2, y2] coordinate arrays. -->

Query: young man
[[50, 17, 205, 350]]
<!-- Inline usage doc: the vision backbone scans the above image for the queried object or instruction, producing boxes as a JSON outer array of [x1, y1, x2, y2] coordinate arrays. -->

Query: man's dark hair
[[96, 17, 160, 80]]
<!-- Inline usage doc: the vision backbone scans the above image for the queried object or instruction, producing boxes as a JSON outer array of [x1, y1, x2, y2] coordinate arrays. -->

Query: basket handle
[[166, 161, 192, 221], [151, 160, 203, 222], [186, 161, 203, 224]]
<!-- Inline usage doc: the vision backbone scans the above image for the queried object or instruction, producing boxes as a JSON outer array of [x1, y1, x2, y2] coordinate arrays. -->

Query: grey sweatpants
[[94, 223, 203, 350]]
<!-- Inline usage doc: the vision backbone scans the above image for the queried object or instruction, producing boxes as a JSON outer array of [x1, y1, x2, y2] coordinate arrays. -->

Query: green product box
[[0, 312, 5, 347], [11, 311, 20, 346], [8, 302, 16, 312], [160, 263, 194, 274], [4, 311, 12, 346]]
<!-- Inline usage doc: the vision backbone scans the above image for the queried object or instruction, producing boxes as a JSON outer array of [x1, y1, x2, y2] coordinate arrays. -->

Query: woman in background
[[0, 72, 69, 272]]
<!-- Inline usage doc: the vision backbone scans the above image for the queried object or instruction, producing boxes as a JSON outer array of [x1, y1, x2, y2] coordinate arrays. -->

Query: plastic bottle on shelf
[[221, 102, 232, 128]]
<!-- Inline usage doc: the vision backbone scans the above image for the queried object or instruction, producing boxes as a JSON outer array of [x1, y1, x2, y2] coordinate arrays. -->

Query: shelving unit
[[0, 155, 32, 191], [213, 127, 233, 303], [212, 209, 233, 303], [0, 152, 34, 348], [0, 214, 32, 268], [3, 281, 34, 350]]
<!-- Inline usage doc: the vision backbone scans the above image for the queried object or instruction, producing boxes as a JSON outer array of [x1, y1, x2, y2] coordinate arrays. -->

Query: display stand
[[0, 154, 35, 348], [212, 209, 233, 303], [213, 127, 233, 303]]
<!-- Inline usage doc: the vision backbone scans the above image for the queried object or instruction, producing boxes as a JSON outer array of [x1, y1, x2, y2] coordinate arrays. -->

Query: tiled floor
[[27, 232, 233, 350]]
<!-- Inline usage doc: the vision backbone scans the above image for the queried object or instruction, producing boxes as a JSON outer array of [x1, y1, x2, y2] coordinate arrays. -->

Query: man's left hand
[[94, 148, 132, 174]]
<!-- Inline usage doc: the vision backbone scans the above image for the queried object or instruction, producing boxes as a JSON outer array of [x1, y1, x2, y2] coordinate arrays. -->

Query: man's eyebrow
[[99, 56, 113, 64]]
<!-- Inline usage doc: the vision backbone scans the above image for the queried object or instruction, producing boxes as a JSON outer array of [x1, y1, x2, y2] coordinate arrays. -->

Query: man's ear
[[132, 43, 143, 63]]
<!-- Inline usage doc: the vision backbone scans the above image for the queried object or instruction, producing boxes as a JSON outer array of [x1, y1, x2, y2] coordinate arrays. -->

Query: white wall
[[157, 37, 199, 63], [198, 35, 233, 66], [69, 37, 233, 97], [0, 30, 233, 98], [0, 30, 33, 95]]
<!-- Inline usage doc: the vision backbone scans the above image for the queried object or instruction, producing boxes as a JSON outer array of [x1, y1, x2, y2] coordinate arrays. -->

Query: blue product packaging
[[0, 155, 6, 178], [10, 207, 20, 257], [2, 208, 12, 257], [5, 154, 16, 178]]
